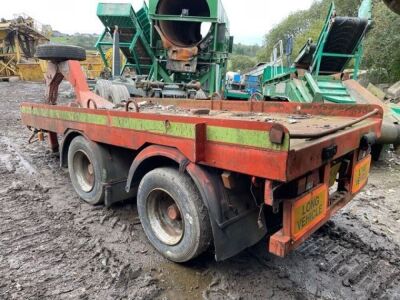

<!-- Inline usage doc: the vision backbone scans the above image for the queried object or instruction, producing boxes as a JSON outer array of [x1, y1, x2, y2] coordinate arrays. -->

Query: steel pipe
[[156, 0, 211, 47], [377, 121, 400, 145]]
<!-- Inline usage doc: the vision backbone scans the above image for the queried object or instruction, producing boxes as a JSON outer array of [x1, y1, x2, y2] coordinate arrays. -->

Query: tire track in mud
[[0, 90, 163, 300], [296, 222, 400, 299], [203, 217, 400, 300], [0, 158, 162, 300]]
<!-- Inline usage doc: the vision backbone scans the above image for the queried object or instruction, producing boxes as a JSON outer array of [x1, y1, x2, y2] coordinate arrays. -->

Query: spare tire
[[35, 44, 86, 62], [109, 85, 130, 104], [95, 79, 113, 99]]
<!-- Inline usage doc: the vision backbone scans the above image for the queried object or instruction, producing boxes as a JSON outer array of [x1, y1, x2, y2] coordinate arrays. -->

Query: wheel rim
[[72, 150, 95, 193], [146, 188, 184, 246]]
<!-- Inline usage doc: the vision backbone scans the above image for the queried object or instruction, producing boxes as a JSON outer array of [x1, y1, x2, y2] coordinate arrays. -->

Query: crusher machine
[[95, 0, 233, 99]]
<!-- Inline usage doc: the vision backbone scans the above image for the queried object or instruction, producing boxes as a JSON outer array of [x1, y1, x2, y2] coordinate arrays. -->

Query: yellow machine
[[0, 14, 50, 81], [80, 51, 105, 80]]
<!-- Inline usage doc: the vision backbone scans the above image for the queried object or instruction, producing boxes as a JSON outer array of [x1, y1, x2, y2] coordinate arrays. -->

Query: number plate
[[352, 155, 372, 194], [291, 185, 328, 241]]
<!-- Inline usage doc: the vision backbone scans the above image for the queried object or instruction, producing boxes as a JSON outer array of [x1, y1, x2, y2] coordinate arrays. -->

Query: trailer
[[21, 45, 383, 262]]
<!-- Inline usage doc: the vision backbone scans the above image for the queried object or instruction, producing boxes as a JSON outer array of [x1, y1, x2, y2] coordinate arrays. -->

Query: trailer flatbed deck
[[21, 98, 381, 181]]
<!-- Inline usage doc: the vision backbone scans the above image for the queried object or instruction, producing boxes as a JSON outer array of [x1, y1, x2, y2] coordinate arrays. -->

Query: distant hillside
[[228, 43, 262, 72], [50, 32, 100, 50]]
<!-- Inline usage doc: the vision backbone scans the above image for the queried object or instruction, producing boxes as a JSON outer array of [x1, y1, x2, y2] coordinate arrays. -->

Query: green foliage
[[227, 43, 261, 72], [50, 34, 99, 50], [256, 1, 330, 63], [232, 43, 262, 57], [228, 55, 256, 72], [363, 0, 400, 82], [257, 0, 363, 63], [256, 0, 400, 83]]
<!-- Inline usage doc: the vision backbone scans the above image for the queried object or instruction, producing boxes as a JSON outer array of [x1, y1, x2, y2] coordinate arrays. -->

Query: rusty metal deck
[[136, 102, 372, 143]]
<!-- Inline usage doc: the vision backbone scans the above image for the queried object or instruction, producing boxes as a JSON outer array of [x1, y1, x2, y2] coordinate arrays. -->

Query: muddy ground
[[0, 81, 399, 300]]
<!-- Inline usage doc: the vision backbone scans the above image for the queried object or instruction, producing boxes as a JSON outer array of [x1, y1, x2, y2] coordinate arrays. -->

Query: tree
[[256, 0, 400, 83], [233, 43, 262, 57], [228, 55, 256, 72], [363, 0, 400, 82]]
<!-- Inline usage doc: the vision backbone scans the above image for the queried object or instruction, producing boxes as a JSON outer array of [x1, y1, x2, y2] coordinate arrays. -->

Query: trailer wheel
[[35, 44, 86, 62], [137, 168, 212, 262], [95, 79, 113, 99], [68, 136, 105, 205], [110, 85, 130, 104]]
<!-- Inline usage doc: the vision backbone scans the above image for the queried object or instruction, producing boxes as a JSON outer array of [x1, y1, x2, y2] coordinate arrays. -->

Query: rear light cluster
[[266, 154, 353, 208], [265, 170, 323, 211]]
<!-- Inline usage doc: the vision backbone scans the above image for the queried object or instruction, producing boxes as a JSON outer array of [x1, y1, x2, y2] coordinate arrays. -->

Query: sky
[[2, 0, 315, 45]]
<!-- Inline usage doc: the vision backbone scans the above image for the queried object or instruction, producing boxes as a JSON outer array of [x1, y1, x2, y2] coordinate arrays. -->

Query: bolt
[[88, 164, 94, 175], [167, 204, 181, 221]]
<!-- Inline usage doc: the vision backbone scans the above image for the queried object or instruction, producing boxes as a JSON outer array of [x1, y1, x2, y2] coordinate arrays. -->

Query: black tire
[[95, 79, 113, 99], [137, 168, 212, 263], [35, 44, 86, 62], [109, 85, 130, 104], [68, 136, 105, 205]]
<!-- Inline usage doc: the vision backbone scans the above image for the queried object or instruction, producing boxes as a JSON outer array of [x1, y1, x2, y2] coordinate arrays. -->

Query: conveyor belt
[[295, 44, 316, 69], [295, 17, 369, 74], [319, 17, 369, 74], [119, 29, 152, 73], [97, 3, 153, 75]]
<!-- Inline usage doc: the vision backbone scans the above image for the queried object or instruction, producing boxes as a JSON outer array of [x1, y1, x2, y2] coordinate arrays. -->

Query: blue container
[[246, 75, 258, 83], [233, 74, 241, 83]]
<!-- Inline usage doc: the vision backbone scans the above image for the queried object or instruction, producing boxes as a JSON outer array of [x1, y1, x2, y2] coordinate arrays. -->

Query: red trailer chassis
[[20, 58, 383, 261]]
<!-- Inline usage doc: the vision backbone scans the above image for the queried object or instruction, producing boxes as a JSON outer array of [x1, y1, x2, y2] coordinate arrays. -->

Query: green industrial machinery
[[95, 0, 233, 97], [263, 1, 370, 104], [262, 0, 400, 148]]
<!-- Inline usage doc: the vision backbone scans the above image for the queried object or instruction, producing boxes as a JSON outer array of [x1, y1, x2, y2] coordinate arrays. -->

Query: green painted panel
[[111, 117, 195, 139], [324, 96, 355, 104], [21, 106, 108, 126], [97, 3, 132, 18], [224, 91, 250, 100], [207, 126, 289, 150], [317, 81, 346, 90], [263, 66, 295, 83], [21, 106, 289, 150], [319, 89, 349, 96], [389, 104, 400, 120], [97, 3, 136, 29]]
